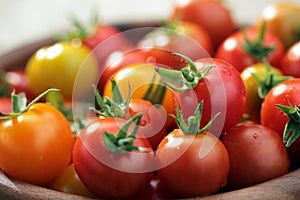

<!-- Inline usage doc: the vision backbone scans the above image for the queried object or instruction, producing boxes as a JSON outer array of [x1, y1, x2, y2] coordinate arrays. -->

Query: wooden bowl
[[0, 27, 300, 200]]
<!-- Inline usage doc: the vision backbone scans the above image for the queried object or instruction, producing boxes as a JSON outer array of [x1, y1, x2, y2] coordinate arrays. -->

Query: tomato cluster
[[0, 0, 300, 199]]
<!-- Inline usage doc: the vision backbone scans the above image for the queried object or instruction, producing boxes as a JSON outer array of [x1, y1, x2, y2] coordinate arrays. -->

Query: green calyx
[[242, 24, 275, 62], [0, 70, 10, 97], [171, 100, 220, 135], [0, 88, 59, 120], [56, 10, 99, 41], [103, 113, 149, 154], [46, 90, 73, 121], [91, 78, 130, 118], [155, 53, 214, 92], [276, 104, 300, 148], [251, 61, 292, 99]]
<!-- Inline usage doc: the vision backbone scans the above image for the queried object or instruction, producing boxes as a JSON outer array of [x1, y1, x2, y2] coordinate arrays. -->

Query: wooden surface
[[0, 169, 299, 200]]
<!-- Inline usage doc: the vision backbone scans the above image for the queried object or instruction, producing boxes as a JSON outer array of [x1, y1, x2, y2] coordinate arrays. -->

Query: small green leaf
[[276, 103, 300, 148]]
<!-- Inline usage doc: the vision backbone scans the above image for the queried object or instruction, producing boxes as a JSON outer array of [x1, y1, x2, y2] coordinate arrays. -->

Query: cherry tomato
[[25, 41, 98, 100], [215, 26, 285, 72], [280, 41, 300, 77], [170, 0, 236, 48], [51, 163, 95, 198], [138, 20, 214, 60], [156, 130, 229, 198], [0, 98, 12, 114], [5, 69, 34, 100], [73, 116, 154, 199], [127, 99, 167, 150], [130, 176, 170, 200], [98, 49, 148, 92], [256, 2, 300, 49], [0, 103, 74, 185], [83, 24, 131, 67], [260, 78, 300, 167], [240, 63, 283, 122], [156, 56, 246, 135], [222, 123, 290, 189], [103, 63, 176, 130]]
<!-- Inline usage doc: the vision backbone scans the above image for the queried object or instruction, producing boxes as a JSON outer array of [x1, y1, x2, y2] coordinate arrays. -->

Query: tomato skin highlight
[[156, 130, 230, 198], [222, 123, 290, 189], [73, 118, 155, 199], [0, 103, 74, 185]]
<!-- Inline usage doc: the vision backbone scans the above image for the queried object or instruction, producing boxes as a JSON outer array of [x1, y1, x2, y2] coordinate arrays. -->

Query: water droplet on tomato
[[253, 133, 259, 139], [221, 66, 232, 76], [146, 56, 157, 64], [289, 87, 297, 94]]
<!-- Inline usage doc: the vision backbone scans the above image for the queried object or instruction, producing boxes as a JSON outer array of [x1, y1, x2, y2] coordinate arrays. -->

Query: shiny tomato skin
[[25, 41, 98, 100], [280, 41, 300, 78], [240, 63, 283, 123], [0, 103, 74, 185], [127, 99, 167, 150], [175, 58, 246, 135], [138, 21, 214, 61], [51, 163, 95, 198], [215, 27, 285, 72], [260, 78, 300, 166], [73, 117, 154, 199], [156, 130, 229, 198], [170, 0, 236, 48], [222, 123, 290, 189], [256, 2, 300, 49]]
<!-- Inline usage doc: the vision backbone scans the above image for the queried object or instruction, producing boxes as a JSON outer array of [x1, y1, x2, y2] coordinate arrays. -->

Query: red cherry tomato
[[280, 41, 300, 78], [157, 57, 246, 135], [260, 78, 300, 167], [127, 99, 167, 150], [83, 24, 131, 67], [222, 123, 290, 189], [170, 0, 237, 47], [73, 117, 155, 199], [156, 130, 229, 198], [138, 21, 214, 60], [215, 26, 285, 72]]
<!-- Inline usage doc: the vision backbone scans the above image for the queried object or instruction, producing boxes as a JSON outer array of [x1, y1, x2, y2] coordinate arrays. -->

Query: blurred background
[[0, 0, 299, 55]]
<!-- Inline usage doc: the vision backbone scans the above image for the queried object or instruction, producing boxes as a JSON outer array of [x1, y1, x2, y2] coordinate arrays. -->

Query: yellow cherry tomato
[[51, 163, 95, 198], [241, 63, 282, 122], [25, 40, 98, 100], [256, 2, 300, 49]]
